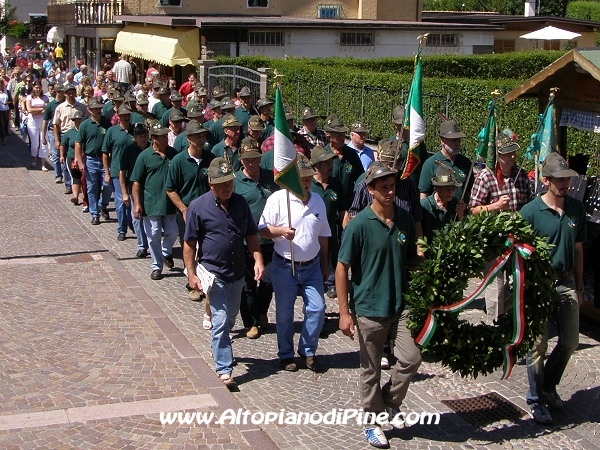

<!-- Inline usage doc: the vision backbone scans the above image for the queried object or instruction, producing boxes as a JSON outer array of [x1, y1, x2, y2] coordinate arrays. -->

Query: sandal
[[219, 373, 236, 389], [203, 314, 212, 330]]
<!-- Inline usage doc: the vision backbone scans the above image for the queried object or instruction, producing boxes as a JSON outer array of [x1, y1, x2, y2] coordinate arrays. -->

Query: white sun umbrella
[[520, 26, 581, 40]]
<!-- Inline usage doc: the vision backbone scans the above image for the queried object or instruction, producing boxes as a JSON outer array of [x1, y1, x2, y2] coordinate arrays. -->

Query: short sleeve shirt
[[43, 99, 62, 131], [418, 151, 472, 200], [212, 140, 241, 172], [164, 148, 215, 206], [61, 127, 78, 160], [310, 176, 347, 238], [120, 142, 147, 183], [258, 189, 331, 262], [420, 194, 457, 243], [184, 191, 258, 282], [130, 145, 178, 216], [54, 101, 87, 134], [76, 116, 110, 157], [338, 205, 416, 317], [325, 144, 365, 205], [519, 195, 586, 273], [102, 123, 135, 178]]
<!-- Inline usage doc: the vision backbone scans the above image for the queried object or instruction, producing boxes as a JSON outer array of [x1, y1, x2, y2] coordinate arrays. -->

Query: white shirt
[[148, 95, 160, 112], [258, 189, 331, 262]]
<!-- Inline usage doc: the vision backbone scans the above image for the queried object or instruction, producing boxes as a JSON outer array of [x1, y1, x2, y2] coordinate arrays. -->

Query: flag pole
[[273, 76, 297, 276]]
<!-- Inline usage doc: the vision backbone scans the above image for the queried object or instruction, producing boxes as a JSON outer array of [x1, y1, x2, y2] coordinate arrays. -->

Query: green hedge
[[217, 51, 565, 80], [567, 0, 600, 21], [217, 54, 593, 172]]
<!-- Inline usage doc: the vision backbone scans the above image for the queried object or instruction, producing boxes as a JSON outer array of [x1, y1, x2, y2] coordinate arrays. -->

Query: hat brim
[[299, 168, 317, 177], [366, 168, 397, 185], [497, 143, 520, 154], [311, 153, 336, 165], [439, 131, 466, 139], [223, 121, 242, 128], [209, 173, 235, 184], [185, 129, 207, 136], [392, 117, 404, 125], [432, 180, 462, 187], [324, 125, 349, 133], [150, 129, 169, 136], [542, 168, 579, 178], [240, 150, 262, 160], [352, 128, 369, 134]]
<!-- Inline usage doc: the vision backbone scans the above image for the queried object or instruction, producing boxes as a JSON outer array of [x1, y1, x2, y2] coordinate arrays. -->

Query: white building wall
[[239, 28, 494, 59]]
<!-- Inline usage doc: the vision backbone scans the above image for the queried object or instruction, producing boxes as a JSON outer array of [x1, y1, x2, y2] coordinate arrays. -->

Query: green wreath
[[406, 211, 556, 378]]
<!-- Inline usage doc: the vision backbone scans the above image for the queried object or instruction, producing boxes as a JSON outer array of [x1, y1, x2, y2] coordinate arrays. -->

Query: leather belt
[[274, 252, 319, 266]]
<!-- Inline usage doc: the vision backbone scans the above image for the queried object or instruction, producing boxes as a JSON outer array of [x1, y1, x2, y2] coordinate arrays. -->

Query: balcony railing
[[47, 0, 123, 26]]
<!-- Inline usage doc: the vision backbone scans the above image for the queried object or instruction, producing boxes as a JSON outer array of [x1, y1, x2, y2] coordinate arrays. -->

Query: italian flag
[[401, 51, 425, 180], [273, 86, 305, 200]]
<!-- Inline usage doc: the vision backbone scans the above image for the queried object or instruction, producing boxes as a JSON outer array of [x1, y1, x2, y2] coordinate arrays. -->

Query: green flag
[[525, 96, 557, 163], [475, 100, 497, 169]]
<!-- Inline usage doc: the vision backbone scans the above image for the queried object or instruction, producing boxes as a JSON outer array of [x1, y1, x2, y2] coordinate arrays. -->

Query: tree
[[0, 1, 22, 40], [423, 0, 572, 16]]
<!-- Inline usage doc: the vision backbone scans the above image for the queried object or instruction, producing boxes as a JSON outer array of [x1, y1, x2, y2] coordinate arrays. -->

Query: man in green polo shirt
[[234, 137, 279, 339], [418, 120, 472, 202], [166, 119, 215, 299], [172, 106, 206, 154], [102, 104, 135, 241], [212, 113, 242, 171], [520, 153, 586, 425], [234, 86, 257, 133], [75, 96, 112, 225], [336, 161, 423, 449], [310, 145, 348, 299], [420, 163, 465, 243], [131, 120, 179, 280], [323, 114, 364, 206]]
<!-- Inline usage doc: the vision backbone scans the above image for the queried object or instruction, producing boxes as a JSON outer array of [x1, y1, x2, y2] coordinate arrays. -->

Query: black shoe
[[117, 233, 126, 241], [150, 269, 163, 280], [136, 249, 148, 258], [280, 358, 297, 372], [164, 254, 174, 269], [100, 209, 110, 220], [91, 216, 100, 225], [326, 285, 337, 299], [300, 353, 320, 372]]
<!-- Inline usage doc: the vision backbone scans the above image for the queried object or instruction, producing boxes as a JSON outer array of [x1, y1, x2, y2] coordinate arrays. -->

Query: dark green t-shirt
[[43, 99, 62, 131], [233, 168, 279, 245], [519, 195, 586, 273], [130, 111, 146, 125], [75, 116, 110, 157], [311, 176, 347, 239], [102, 123, 135, 178], [338, 204, 416, 317], [120, 141, 147, 185], [419, 194, 458, 243], [151, 101, 169, 120], [260, 150, 274, 171], [212, 140, 241, 172], [61, 127, 78, 160], [164, 148, 215, 206], [325, 144, 365, 205], [418, 150, 472, 201], [130, 145, 178, 217]]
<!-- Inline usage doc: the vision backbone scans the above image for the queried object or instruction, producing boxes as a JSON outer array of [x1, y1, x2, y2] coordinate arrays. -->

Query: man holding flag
[[258, 87, 331, 373]]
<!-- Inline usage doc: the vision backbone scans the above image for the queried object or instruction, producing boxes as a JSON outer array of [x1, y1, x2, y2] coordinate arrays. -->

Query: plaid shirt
[[297, 127, 327, 148], [468, 166, 531, 211], [260, 133, 313, 158]]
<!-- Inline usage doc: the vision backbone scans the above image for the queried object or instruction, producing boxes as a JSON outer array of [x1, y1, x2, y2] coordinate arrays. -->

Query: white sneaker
[[380, 356, 390, 370], [364, 425, 389, 448]]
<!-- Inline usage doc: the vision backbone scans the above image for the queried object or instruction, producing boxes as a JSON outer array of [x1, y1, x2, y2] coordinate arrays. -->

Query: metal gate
[[207, 65, 261, 100]]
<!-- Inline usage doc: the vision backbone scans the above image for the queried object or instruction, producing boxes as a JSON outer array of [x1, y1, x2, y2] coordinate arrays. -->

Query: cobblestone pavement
[[1, 131, 599, 449]]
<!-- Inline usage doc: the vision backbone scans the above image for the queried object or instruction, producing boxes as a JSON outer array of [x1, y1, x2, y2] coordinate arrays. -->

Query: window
[[318, 5, 341, 19], [248, 0, 268, 7], [340, 32, 373, 47], [248, 31, 284, 47], [426, 33, 457, 47], [159, 0, 181, 5], [493, 39, 515, 54]]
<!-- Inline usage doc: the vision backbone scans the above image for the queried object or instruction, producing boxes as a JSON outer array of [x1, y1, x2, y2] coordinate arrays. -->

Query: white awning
[[47, 27, 64, 44], [115, 24, 199, 67], [520, 26, 581, 41]]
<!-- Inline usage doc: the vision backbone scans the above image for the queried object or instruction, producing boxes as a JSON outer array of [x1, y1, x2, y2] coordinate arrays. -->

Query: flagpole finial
[[549, 87, 560, 98], [272, 69, 285, 90], [417, 33, 429, 43], [491, 89, 501, 98]]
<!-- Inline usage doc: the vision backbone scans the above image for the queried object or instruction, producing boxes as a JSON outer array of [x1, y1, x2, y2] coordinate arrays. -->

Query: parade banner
[[401, 50, 424, 180], [525, 95, 557, 163], [273, 86, 304, 200], [415, 235, 534, 379], [475, 99, 497, 171]]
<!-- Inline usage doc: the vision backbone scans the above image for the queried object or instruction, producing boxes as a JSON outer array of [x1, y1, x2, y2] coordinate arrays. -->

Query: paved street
[[0, 130, 599, 450]]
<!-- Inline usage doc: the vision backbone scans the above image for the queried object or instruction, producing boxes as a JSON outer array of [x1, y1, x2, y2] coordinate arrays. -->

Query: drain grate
[[441, 392, 528, 426], [55, 253, 96, 264]]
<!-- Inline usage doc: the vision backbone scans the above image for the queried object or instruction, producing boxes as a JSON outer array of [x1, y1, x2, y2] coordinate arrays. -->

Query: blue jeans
[[271, 253, 325, 359], [142, 214, 178, 271], [129, 191, 147, 251], [209, 277, 245, 375], [48, 130, 64, 182], [526, 276, 580, 405], [84, 155, 112, 218], [111, 177, 128, 234]]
